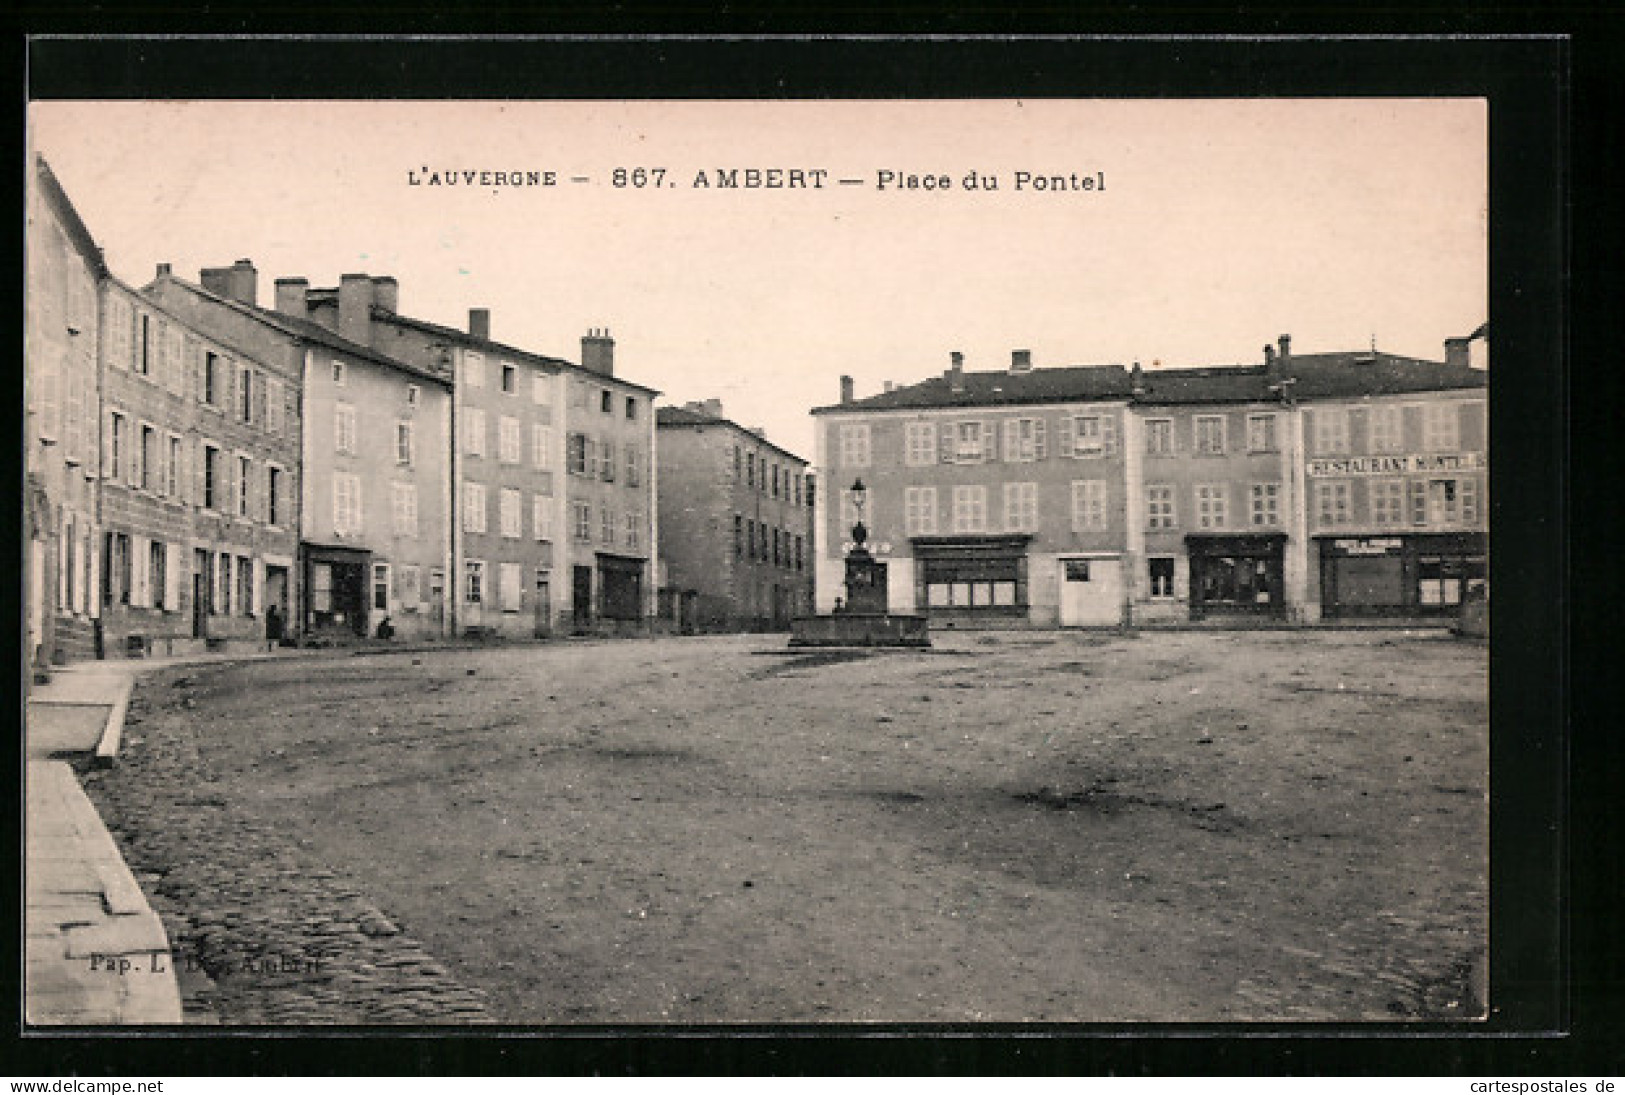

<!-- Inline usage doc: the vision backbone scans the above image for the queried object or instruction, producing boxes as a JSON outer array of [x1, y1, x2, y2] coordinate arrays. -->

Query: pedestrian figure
[[376, 615, 395, 641], [265, 604, 283, 650]]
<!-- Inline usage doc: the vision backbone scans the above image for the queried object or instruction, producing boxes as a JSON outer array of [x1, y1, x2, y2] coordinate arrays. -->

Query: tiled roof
[[148, 276, 453, 386], [1280, 351, 1487, 398], [811, 364, 1134, 415], [657, 406, 810, 465]]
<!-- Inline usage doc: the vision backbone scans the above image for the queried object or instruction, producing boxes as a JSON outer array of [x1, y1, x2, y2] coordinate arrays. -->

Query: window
[[500, 562, 523, 611], [406, 384, 420, 407], [267, 466, 283, 527], [598, 439, 616, 482], [625, 512, 643, 551], [1148, 558, 1176, 598], [1370, 479, 1405, 525], [1146, 485, 1176, 529], [499, 416, 522, 463], [204, 352, 223, 405], [501, 361, 517, 394], [1072, 480, 1108, 531], [464, 559, 486, 604], [795, 536, 804, 572], [396, 421, 414, 465], [1427, 479, 1462, 524], [1004, 482, 1039, 532], [601, 507, 616, 545], [464, 352, 484, 388], [1250, 483, 1280, 526], [625, 444, 641, 487], [334, 472, 363, 535], [747, 519, 758, 560], [331, 359, 346, 385], [266, 378, 286, 435], [399, 565, 422, 609], [203, 445, 222, 510], [952, 485, 988, 533], [904, 487, 938, 536], [463, 407, 486, 457], [1423, 403, 1460, 450], [167, 436, 182, 498], [1195, 484, 1228, 529], [1246, 414, 1277, 453], [574, 501, 592, 542], [217, 554, 233, 616], [567, 433, 589, 476], [335, 403, 357, 454], [500, 488, 522, 538], [392, 482, 418, 537], [772, 528, 782, 566], [626, 396, 638, 420], [239, 366, 254, 422], [1369, 405, 1403, 453], [601, 389, 613, 414], [109, 412, 127, 480], [532, 373, 551, 405], [373, 564, 391, 613], [149, 540, 167, 611], [838, 423, 872, 467], [771, 462, 781, 498], [1065, 414, 1117, 457], [533, 424, 552, 468], [734, 515, 744, 557], [237, 456, 252, 518], [1145, 418, 1174, 456], [746, 452, 756, 488], [954, 421, 989, 462], [1194, 415, 1226, 455], [108, 533, 132, 605], [1313, 408, 1350, 455], [1315, 480, 1353, 527], [533, 495, 553, 541], [1003, 417, 1047, 462], [794, 476, 803, 506], [463, 482, 488, 534], [311, 563, 332, 613], [140, 425, 156, 491]]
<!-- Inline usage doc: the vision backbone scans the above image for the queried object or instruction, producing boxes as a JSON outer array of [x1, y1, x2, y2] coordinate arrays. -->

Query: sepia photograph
[[23, 77, 1505, 1033]]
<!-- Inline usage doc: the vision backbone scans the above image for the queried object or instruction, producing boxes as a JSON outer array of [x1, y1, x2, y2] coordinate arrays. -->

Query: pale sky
[[29, 98, 1486, 460]]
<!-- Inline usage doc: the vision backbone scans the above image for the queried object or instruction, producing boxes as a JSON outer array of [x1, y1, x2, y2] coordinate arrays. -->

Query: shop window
[[312, 563, 333, 613], [1148, 558, 1175, 598]]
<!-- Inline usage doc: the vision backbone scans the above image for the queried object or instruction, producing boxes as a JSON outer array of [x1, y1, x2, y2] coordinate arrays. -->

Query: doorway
[[572, 565, 593, 630], [534, 570, 552, 638]]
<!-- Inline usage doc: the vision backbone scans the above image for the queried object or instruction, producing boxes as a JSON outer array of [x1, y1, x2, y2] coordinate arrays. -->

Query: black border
[[9, 32, 1585, 1076]]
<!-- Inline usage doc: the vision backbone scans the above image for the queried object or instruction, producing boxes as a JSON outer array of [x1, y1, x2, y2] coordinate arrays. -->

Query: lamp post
[[848, 477, 868, 550], [842, 477, 888, 615]]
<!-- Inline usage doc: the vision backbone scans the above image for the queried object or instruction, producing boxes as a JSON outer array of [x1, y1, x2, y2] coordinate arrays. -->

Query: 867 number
[[612, 168, 667, 187]]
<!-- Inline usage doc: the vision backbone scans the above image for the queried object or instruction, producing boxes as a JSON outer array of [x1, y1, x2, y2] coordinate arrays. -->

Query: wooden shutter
[[1408, 479, 1427, 525], [1057, 415, 1074, 459], [1460, 401, 1486, 451], [255, 371, 269, 425], [194, 441, 206, 508], [131, 536, 149, 608], [981, 421, 996, 463], [1403, 404, 1424, 450], [1002, 419, 1018, 462], [940, 424, 955, 463], [1033, 418, 1047, 459], [1102, 414, 1118, 454], [166, 542, 182, 613]]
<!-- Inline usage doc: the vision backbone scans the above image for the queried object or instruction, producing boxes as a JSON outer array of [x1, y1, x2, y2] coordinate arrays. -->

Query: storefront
[[1186, 533, 1286, 619], [302, 543, 371, 638], [910, 535, 1031, 622], [596, 553, 645, 623], [1317, 532, 1486, 618]]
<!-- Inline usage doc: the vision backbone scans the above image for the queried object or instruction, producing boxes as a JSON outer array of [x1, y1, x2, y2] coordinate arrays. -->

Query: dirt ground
[[93, 629, 1488, 1024]]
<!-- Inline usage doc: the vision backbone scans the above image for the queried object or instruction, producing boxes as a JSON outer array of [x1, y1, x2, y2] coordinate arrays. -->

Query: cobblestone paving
[[78, 676, 493, 1025]]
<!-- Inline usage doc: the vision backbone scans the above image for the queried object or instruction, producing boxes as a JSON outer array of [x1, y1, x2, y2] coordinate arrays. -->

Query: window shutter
[[126, 429, 142, 488], [132, 536, 149, 608], [194, 441, 206, 507], [1403, 405, 1424, 450], [981, 421, 996, 463], [88, 537, 102, 619], [1002, 419, 1018, 462], [154, 432, 168, 497], [1102, 414, 1118, 454], [1057, 415, 1074, 459], [166, 543, 182, 612], [1408, 479, 1427, 525], [255, 372, 268, 425], [940, 426, 955, 463], [253, 559, 265, 618], [1459, 402, 1485, 451], [1033, 418, 1047, 459]]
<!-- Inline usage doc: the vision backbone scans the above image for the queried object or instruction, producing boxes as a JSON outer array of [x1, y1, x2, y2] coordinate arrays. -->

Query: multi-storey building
[[655, 399, 815, 631], [812, 336, 1487, 627], [26, 157, 104, 670], [146, 262, 454, 643], [283, 278, 660, 636], [97, 275, 302, 657], [812, 351, 1137, 627]]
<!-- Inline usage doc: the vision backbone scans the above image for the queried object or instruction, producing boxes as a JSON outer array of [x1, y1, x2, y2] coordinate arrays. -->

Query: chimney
[[883, 381, 894, 393], [155, 262, 172, 279], [1130, 361, 1146, 395], [839, 375, 854, 404], [581, 328, 614, 376], [338, 273, 376, 346], [200, 258, 258, 306], [948, 351, 965, 393], [274, 277, 310, 317], [468, 308, 491, 340], [372, 276, 399, 315], [702, 398, 723, 417], [1444, 336, 1471, 371], [1277, 333, 1292, 361], [1011, 349, 1032, 373]]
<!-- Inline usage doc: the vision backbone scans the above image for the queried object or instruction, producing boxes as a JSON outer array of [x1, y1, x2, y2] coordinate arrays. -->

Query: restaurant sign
[[1307, 451, 1484, 478], [1330, 537, 1403, 556]]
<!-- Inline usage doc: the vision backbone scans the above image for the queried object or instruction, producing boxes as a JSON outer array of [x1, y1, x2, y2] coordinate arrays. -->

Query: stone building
[[655, 400, 815, 632], [145, 263, 454, 644], [280, 278, 660, 637], [25, 156, 104, 671], [812, 336, 1487, 628]]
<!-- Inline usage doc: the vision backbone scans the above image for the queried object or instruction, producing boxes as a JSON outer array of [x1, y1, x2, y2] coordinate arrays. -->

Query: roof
[[811, 364, 1134, 415], [145, 275, 454, 387], [366, 307, 662, 398], [33, 157, 108, 280], [815, 349, 1486, 414], [656, 405, 810, 466]]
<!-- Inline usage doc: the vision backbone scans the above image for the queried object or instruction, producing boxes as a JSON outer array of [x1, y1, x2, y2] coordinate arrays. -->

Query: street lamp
[[849, 477, 868, 548]]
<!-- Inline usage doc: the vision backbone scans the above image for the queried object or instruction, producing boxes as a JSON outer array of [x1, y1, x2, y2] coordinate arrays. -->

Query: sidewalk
[[24, 651, 305, 1025]]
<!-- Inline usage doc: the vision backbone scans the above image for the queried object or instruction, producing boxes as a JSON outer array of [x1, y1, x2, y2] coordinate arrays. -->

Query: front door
[[534, 572, 552, 638], [572, 565, 593, 629], [1059, 557, 1122, 626], [192, 549, 210, 638]]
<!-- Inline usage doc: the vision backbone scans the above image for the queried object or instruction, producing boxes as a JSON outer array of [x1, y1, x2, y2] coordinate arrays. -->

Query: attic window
[[407, 384, 420, 406]]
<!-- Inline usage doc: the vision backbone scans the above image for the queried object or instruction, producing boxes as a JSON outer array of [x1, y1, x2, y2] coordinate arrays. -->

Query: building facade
[[146, 263, 454, 644], [655, 400, 815, 632], [812, 337, 1488, 627], [286, 279, 660, 637]]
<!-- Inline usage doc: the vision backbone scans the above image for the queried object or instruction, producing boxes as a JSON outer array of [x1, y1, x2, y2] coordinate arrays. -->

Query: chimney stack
[[372, 276, 399, 315], [1277, 333, 1292, 361], [337, 273, 376, 346], [155, 263, 172, 279], [1444, 335, 1471, 371], [839, 375, 854, 404], [948, 351, 965, 393], [200, 258, 259, 306], [703, 398, 723, 417], [1011, 349, 1032, 373], [274, 277, 310, 317], [1130, 361, 1146, 395], [468, 308, 491, 340], [883, 381, 894, 393], [581, 328, 615, 376]]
